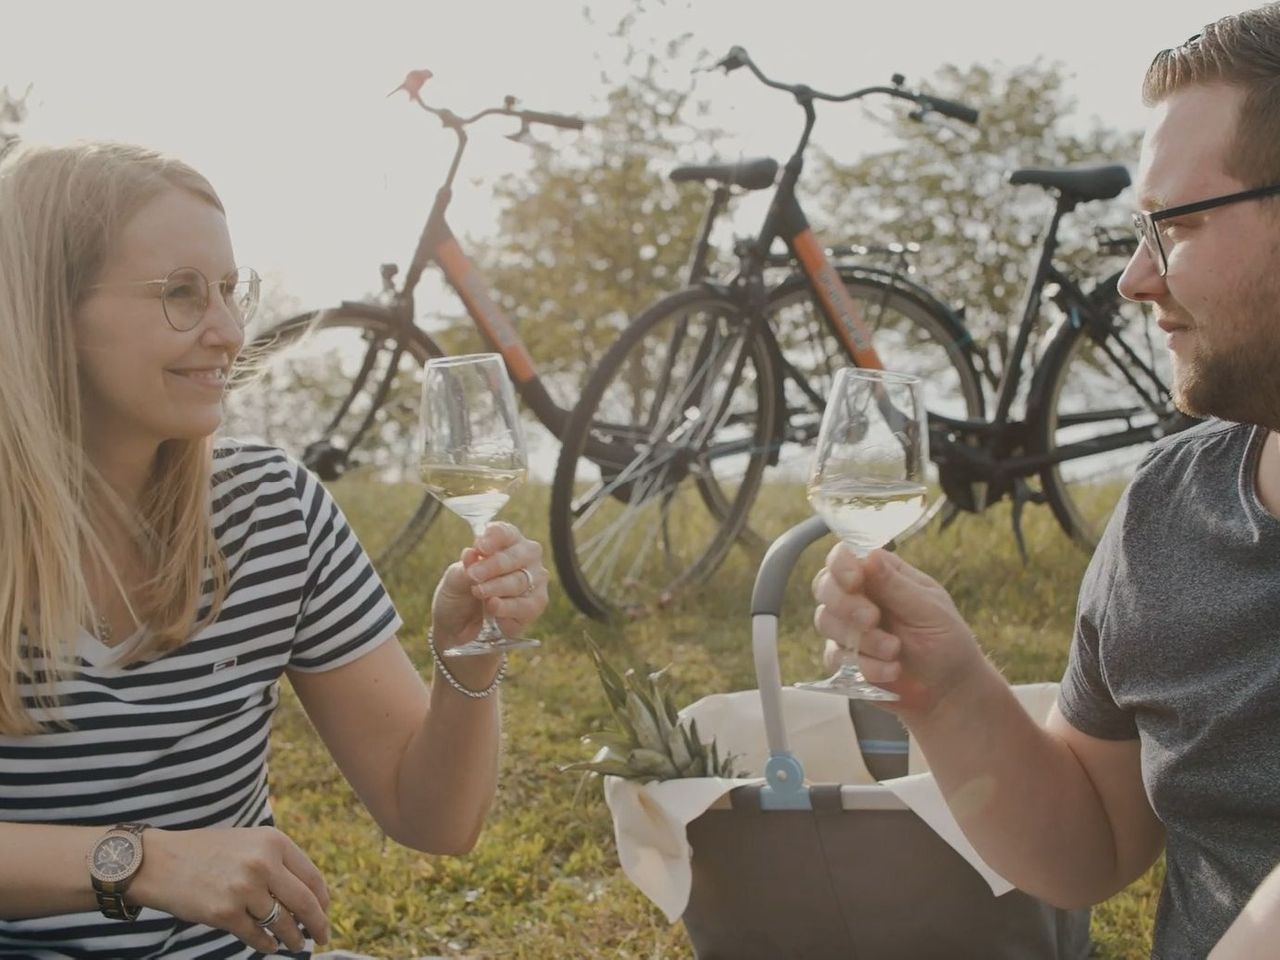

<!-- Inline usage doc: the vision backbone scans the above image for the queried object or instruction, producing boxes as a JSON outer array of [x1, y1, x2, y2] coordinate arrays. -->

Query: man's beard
[[1171, 268, 1280, 430]]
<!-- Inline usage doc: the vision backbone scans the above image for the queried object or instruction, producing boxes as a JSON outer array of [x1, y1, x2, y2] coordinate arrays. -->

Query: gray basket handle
[[749, 515, 831, 810]]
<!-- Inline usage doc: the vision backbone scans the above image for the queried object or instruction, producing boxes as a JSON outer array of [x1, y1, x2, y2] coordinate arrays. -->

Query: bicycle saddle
[[669, 157, 779, 191], [1008, 164, 1131, 202]]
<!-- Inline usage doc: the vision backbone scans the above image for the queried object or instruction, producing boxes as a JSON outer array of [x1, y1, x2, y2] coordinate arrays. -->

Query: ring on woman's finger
[[251, 897, 281, 928], [516, 568, 536, 597]]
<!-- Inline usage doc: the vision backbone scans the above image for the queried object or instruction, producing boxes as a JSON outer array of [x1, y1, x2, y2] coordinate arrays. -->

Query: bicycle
[[549, 46, 1193, 621], [549, 48, 987, 620], [224, 80, 584, 567]]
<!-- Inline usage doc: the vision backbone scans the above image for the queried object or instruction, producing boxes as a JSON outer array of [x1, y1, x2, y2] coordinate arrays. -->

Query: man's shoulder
[[1134, 417, 1251, 481], [1151, 416, 1246, 451], [1105, 418, 1256, 541]]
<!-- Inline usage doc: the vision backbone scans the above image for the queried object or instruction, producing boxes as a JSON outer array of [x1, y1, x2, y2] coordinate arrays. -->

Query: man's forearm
[[904, 660, 1145, 908]]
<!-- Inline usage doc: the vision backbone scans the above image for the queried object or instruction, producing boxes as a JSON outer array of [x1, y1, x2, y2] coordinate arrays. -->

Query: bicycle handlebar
[[714, 46, 979, 125], [518, 108, 586, 131], [915, 93, 979, 125], [388, 72, 585, 134], [416, 100, 585, 132]]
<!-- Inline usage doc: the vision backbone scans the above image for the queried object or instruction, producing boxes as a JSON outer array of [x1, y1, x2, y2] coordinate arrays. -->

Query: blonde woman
[[0, 140, 549, 957]]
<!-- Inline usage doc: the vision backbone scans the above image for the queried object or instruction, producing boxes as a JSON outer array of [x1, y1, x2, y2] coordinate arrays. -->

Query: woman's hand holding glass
[[418, 353, 542, 657], [430, 521, 548, 673]]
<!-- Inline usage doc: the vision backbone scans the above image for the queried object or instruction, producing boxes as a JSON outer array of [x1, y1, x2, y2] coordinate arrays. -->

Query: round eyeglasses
[[88, 266, 261, 332]]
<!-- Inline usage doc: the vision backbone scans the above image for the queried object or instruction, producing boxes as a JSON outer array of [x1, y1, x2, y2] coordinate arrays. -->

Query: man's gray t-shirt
[[1059, 418, 1280, 959]]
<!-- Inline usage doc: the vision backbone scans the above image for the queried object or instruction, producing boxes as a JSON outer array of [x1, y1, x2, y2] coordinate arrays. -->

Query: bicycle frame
[[412, 212, 570, 437], [371, 106, 576, 439], [738, 96, 891, 373]]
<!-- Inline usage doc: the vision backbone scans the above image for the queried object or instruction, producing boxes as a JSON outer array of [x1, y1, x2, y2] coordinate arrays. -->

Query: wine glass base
[[443, 636, 541, 658], [793, 676, 900, 702]]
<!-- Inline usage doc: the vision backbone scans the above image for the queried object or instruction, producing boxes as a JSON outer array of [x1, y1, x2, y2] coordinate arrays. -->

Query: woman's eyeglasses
[[88, 266, 261, 331]]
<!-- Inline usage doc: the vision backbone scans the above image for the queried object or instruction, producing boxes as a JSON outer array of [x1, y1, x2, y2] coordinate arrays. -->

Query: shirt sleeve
[[286, 459, 403, 672], [1056, 493, 1140, 741]]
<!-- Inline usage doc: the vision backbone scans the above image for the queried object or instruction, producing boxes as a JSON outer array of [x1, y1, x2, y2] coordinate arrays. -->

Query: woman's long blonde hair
[[0, 141, 230, 734]]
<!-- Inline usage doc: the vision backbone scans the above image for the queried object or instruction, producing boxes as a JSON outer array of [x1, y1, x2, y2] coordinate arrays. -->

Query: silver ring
[[252, 898, 281, 928], [516, 568, 536, 597]]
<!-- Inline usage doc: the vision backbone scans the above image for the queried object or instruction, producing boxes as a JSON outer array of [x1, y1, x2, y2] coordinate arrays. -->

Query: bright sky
[[3, 0, 1246, 313]]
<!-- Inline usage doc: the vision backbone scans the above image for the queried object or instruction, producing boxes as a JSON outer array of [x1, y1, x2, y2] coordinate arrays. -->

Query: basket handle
[[750, 515, 831, 810]]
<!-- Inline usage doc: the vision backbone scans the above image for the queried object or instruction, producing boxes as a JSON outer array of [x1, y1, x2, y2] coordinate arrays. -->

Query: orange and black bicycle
[[225, 84, 585, 567], [549, 48, 986, 619]]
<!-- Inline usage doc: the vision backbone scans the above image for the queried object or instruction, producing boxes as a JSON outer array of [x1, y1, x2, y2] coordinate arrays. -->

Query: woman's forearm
[[387, 664, 503, 854], [0, 822, 104, 919]]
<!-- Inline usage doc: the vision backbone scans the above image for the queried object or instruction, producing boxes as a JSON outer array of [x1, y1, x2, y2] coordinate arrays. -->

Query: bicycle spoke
[[574, 463, 677, 593]]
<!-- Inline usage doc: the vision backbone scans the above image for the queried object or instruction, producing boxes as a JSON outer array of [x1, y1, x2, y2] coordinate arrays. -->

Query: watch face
[[91, 835, 139, 882]]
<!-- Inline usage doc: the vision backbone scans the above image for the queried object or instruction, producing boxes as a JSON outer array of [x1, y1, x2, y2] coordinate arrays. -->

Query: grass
[[269, 484, 1161, 958]]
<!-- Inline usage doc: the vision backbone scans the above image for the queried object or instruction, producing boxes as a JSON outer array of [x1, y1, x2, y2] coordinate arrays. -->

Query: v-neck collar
[[76, 624, 148, 670]]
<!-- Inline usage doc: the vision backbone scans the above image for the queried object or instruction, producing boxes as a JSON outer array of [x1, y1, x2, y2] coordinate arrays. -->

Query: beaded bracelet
[[428, 631, 507, 699]]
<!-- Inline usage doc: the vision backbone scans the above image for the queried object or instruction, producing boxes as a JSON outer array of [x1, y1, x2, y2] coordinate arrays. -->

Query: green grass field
[[269, 485, 1161, 958]]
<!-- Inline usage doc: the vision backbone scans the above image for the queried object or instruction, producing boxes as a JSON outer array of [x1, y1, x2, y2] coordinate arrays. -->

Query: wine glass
[[418, 353, 539, 657], [796, 367, 929, 700]]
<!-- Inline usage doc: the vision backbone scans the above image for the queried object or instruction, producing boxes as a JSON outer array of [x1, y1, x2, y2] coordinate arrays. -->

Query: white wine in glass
[[418, 353, 539, 658], [419, 464, 528, 527], [797, 367, 929, 701]]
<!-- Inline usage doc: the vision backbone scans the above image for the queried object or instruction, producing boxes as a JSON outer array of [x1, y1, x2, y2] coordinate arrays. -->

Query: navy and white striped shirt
[[0, 441, 402, 958]]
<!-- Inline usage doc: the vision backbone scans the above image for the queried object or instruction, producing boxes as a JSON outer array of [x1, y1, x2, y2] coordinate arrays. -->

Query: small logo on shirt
[[212, 656, 238, 673]]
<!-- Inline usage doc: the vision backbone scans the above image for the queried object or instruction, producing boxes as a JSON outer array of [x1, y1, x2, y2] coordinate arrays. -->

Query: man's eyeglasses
[[88, 266, 261, 331], [1133, 184, 1280, 276]]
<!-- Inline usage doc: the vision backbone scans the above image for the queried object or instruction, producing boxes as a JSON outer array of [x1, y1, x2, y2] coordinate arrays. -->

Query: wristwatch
[[86, 822, 148, 920]]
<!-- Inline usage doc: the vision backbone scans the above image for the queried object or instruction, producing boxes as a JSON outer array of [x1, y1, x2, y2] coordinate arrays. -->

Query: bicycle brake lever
[[714, 46, 749, 73], [505, 121, 535, 145]]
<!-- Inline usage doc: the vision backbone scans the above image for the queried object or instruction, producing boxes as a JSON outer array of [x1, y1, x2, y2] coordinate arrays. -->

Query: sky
[[2, 0, 1246, 315]]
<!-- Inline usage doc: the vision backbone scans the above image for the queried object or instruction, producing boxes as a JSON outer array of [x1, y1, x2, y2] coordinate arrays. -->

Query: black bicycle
[[549, 47, 1192, 621]]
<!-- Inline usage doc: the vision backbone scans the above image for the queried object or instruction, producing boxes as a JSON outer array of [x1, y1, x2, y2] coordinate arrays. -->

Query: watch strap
[[94, 889, 142, 921], [89, 822, 148, 921]]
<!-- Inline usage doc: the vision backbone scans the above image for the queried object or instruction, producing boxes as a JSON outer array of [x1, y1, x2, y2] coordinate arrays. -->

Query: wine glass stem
[[837, 662, 866, 682], [840, 546, 871, 680], [469, 519, 504, 642]]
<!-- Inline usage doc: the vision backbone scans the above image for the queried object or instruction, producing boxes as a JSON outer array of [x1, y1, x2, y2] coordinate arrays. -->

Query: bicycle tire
[[737, 270, 986, 549], [224, 303, 444, 570], [550, 286, 778, 621], [1029, 273, 1196, 549]]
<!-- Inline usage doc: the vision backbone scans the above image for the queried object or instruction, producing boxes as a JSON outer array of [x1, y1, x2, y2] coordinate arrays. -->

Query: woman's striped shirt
[[0, 441, 403, 958]]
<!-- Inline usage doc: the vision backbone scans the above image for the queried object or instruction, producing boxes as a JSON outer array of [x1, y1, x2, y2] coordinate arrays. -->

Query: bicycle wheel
[[223, 303, 443, 568], [744, 270, 985, 546], [1030, 274, 1196, 549], [550, 287, 777, 621]]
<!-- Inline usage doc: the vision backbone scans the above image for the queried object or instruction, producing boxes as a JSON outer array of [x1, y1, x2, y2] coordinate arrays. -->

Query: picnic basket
[[678, 516, 1091, 960]]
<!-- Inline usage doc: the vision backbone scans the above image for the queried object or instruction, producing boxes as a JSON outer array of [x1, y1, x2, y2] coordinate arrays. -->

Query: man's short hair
[[1144, 3, 1280, 186]]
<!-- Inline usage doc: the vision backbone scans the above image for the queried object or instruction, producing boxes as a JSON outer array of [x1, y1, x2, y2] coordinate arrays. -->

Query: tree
[[0, 84, 32, 158], [468, 38, 725, 403], [815, 61, 1141, 384]]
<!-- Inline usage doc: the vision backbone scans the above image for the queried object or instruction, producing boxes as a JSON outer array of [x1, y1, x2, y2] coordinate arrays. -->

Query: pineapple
[[565, 637, 737, 782]]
